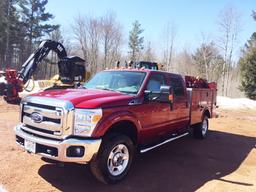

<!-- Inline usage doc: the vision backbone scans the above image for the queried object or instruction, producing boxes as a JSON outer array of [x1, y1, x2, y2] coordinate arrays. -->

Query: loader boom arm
[[18, 40, 67, 84], [0, 40, 85, 103]]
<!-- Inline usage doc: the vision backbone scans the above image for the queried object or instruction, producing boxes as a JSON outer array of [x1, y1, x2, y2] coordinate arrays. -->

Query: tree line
[[0, 0, 255, 99], [0, 0, 58, 79]]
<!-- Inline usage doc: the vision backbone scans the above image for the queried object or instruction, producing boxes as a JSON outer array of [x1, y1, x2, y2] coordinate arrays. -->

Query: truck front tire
[[193, 115, 208, 139], [90, 134, 134, 184]]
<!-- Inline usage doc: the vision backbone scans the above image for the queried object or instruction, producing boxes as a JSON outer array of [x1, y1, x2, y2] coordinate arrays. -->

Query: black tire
[[0, 83, 6, 96], [90, 134, 134, 184], [193, 115, 208, 139]]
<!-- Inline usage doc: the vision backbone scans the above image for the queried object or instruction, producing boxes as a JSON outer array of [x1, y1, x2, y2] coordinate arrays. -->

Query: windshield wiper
[[98, 87, 113, 91], [96, 87, 121, 93]]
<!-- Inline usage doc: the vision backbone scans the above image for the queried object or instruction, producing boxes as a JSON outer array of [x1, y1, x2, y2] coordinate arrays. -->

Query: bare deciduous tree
[[73, 15, 100, 74], [161, 22, 177, 72], [217, 6, 241, 96], [143, 41, 156, 61], [175, 48, 197, 76], [73, 13, 123, 74], [100, 12, 123, 69], [192, 41, 224, 82], [87, 17, 101, 72], [73, 14, 89, 69]]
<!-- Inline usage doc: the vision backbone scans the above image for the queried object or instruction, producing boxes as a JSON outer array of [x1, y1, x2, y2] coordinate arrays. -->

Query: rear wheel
[[193, 115, 208, 139], [90, 134, 134, 184], [0, 83, 6, 96]]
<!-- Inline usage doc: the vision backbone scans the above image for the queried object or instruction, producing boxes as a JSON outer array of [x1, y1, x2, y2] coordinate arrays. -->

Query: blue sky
[[46, 0, 256, 57]]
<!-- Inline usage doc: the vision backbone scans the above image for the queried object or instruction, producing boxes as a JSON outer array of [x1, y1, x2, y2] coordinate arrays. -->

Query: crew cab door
[[139, 73, 173, 143], [168, 75, 190, 130]]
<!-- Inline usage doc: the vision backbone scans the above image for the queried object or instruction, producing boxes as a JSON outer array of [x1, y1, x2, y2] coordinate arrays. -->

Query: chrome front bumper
[[15, 124, 102, 163]]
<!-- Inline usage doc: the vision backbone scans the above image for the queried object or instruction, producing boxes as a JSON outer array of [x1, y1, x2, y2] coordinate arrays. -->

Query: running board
[[140, 132, 189, 153]]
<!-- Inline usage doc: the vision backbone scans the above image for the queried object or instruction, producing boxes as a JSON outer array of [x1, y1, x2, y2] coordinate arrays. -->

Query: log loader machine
[[0, 40, 85, 103]]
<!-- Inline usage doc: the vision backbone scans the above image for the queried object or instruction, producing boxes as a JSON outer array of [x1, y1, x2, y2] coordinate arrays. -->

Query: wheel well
[[204, 109, 211, 119], [105, 121, 138, 144]]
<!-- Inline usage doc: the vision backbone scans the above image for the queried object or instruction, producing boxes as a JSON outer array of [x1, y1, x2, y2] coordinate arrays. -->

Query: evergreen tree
[[253, 10, 256, 20], [8, 1, 27, 68], [239, 32, 256, 100], [0, 0, 25, 68], [0, 1, 7, 42], [0, 0, 59, 73], [0, 0, 7, 68], [19, 0, 59, 52], [128, 20, 144, 61]]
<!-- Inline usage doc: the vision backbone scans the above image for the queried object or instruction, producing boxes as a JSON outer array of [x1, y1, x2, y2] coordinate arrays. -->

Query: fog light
[[46, 149, 52, 154], [66, 146, 85, 157], [75, 147, 82, 154]]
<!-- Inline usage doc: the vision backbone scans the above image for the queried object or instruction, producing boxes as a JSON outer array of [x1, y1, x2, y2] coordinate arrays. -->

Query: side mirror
[[144, 85, 174, 104], [160, 85, 174, 110], [159, 85, 174, 103]]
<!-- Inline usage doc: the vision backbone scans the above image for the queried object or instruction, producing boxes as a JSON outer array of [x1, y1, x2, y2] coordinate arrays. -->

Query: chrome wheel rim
[[202, 118, 208, 136], [107, 144, 129, 176]]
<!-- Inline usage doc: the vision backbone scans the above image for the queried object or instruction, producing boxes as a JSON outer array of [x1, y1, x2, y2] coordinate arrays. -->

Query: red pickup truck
[[15, 69, 217, 184]]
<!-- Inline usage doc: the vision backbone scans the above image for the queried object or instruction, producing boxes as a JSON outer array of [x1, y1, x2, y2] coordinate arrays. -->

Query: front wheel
[[90, 134, 134, 184], [193, 115, 208, 139]]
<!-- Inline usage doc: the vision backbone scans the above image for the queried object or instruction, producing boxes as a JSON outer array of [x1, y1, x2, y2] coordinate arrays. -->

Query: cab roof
[[103, 68, 182, 77]]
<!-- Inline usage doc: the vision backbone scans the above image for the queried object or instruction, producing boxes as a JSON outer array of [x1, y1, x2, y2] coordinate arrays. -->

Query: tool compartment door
[[190, 88, 214, 125]]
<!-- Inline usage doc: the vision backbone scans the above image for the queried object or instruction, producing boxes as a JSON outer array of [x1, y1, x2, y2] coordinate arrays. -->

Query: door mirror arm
[[144, 90, 152, 101]]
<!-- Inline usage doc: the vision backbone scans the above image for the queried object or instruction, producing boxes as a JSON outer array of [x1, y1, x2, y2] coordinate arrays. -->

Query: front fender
[[92, 110, 142, 137]]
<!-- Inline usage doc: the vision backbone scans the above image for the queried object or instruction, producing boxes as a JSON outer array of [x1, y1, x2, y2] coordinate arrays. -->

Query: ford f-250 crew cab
[[15, 69, 217, 184]]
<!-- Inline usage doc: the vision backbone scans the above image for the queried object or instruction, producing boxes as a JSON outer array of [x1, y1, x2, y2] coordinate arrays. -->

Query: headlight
[[74, 108, 102, 136]]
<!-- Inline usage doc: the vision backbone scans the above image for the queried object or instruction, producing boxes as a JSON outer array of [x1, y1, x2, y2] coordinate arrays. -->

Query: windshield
[[84, 71, 146, 94]]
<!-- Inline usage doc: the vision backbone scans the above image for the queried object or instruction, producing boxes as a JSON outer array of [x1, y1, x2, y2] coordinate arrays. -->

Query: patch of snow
[[217, 96, 256, 109], [0, 185, 7, 192], [0, 76, 6, 83]]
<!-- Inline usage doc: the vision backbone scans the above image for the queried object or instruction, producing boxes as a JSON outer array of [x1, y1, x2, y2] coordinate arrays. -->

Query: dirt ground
[[0, 98, 255, 192]]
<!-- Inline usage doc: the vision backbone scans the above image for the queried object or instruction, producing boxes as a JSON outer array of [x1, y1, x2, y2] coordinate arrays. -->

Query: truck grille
[[20, 96, 74, 139]]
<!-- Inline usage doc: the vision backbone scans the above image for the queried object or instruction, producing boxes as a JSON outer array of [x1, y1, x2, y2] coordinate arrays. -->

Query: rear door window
[[170, 76, 185, 97]]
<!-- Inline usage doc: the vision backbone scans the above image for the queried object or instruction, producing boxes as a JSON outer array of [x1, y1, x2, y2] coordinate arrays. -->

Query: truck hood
[[31, 88, 135, 108]]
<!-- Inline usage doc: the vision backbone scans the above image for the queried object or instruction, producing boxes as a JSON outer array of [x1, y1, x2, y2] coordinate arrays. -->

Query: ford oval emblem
[[31, 112, 43, 123]]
